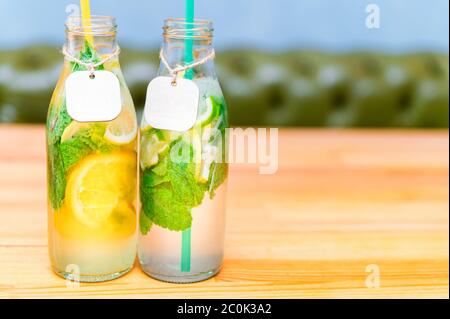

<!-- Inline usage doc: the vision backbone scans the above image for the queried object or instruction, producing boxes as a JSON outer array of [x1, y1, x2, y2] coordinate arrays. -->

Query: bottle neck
[[160, 18, 216, 79], [65, 33, 119, 57], [160, 38, 216, 79], [64, 16, 119, 61]]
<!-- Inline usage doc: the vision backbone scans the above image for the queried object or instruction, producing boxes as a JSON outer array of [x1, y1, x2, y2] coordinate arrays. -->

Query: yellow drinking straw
[[80, 0, 94, 46]]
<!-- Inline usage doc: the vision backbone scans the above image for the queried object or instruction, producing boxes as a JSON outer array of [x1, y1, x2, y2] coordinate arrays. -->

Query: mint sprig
[[60, 124, 112, 172], [139, 98, 229, 234], [47, 41, 105, 210]]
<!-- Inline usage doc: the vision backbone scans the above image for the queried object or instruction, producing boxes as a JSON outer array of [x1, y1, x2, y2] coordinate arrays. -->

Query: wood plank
[[0, 126, 448, 298]]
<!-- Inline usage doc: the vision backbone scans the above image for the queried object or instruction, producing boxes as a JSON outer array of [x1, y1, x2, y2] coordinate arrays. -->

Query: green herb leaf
[[48, 102, 72, 145], [141, 168, 171, 188], [141, 184, 192, 232], [152, 156, 168, 176], [168, 159, 205, 207], [139, 98, 229, 234], [71, 41, 105, 72], [47, 41, 107, 210], [208, 162, 228, 199], [60, 124, 112, 172], [47, 142, 66, 210], [139, 210, 153, 235]]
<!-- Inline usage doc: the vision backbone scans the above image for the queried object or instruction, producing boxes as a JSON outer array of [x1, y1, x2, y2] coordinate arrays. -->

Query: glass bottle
[[139, 18, 229, 283], [46, 16, 138, 282]]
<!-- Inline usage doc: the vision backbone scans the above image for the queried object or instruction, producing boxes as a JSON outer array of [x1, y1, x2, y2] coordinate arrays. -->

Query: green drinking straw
[[184, 0, 195, 80], [181, 0, 195, 273]]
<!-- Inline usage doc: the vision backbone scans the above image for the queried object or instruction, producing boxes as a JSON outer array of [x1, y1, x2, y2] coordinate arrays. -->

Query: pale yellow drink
[[46, 15, 137, 282]]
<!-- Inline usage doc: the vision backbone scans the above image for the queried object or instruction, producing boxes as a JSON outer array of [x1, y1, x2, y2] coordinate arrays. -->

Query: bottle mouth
[[66, 15, 117, 36], [163, 18, 213, 40]]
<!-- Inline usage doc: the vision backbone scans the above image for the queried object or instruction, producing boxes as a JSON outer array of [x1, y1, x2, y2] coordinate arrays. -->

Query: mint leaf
[[60, 124, 112, 172], [141, 184, 192, 232], [152, 156, 168, 176], [47, 41, 107, 210], [60, 139, 91, 171], [139, 146, 201, 233], [168, 159, 205, 207], [141, 168, 171, 188], [47, 142, 66, 210], [139, 210, 153, 235], [71, 41, 105, 72], [139, 98, 229, 234], [208, 162, 228, 199], [77, 124, 111, 152], [47, 102, 72, 145], [47, 102, 72, 209], [206, 97, 229, 199]]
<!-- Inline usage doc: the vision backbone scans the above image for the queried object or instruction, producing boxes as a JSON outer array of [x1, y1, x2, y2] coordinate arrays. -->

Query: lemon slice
[[66, 151, 137, 228], [61, 121, 90, 142], [140, 124, 153, 135], [104, 109, 138, 145], [55, 200, 136, 239]]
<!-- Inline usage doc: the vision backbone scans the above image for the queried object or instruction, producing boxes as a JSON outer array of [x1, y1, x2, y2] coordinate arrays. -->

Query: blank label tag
[[144, 76, 199, 132], [65, 71, 122, 122]]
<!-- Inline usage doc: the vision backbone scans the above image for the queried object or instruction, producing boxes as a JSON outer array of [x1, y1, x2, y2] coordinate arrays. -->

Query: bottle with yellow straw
[[46, 0, 138, 282]]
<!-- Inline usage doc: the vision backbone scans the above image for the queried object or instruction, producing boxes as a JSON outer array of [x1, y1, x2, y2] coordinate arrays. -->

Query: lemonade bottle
[[46, 15, 138, 282], [139, 18, 229, 283]]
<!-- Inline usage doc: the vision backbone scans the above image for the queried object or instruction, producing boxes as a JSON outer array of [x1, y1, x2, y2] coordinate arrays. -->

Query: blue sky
[[0, 0, 448, 52]]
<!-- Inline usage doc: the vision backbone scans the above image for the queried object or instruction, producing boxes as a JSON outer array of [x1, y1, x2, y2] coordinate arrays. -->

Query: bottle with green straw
[[138, 0, 229, 283]]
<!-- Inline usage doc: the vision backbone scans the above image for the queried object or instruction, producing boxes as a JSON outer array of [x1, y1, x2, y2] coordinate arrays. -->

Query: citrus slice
[[66, 151, 137, 228], [197, 96, 220, 126], [140, 131, 169, 170], [197, 144, 219, 184], [140, 122, 153, 135], [142, 125, 181, 142], [104, 109, 137, 145], [191, 124, 203, 177], [198, 161, 212, 184], [110, 200, 137, 237], [61, 121, 90, 142], [55, 200, 136, 239]]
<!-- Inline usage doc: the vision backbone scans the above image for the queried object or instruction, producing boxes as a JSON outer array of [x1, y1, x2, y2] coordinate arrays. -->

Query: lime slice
[[141, 124, 182, 142], [140, 131, 169, 170], [104, 109, 138, 145], [197, 96, 220, 126]]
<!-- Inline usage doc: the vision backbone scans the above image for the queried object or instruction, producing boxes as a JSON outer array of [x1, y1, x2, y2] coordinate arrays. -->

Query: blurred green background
[[0, 0, 448, 127]]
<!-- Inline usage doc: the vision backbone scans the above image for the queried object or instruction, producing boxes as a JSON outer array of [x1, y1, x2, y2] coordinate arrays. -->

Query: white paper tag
[[144, 76, 199, 132], [65, 71, 122, 122]]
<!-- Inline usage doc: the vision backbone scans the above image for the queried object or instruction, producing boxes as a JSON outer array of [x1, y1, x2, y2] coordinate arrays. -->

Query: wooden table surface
[[0, 125, 448, 299]]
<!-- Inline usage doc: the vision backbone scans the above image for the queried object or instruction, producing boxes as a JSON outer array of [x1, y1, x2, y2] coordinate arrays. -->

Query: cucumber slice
[[140, 130, 169, 170], [196, 145, 219, 184]]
